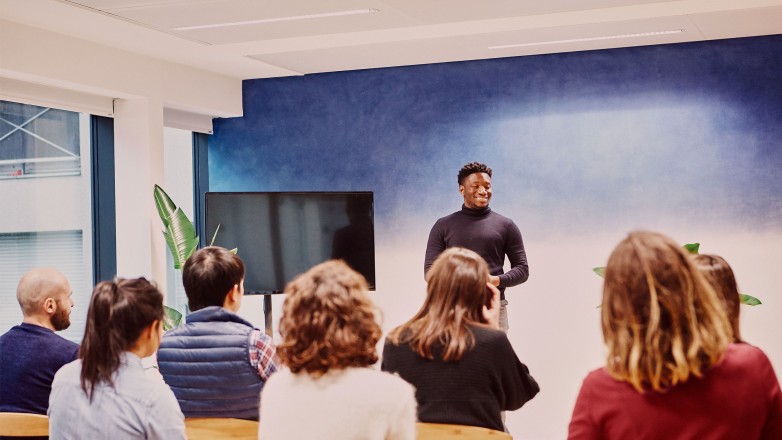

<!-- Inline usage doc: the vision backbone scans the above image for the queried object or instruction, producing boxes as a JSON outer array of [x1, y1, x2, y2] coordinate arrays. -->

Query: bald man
[[0, 268, 79, 414]]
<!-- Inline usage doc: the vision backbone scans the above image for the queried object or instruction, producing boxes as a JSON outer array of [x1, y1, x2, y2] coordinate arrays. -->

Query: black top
[[381, 325, 540, 431], [0, 323, 79, 414], [424, 206, 529, 297]]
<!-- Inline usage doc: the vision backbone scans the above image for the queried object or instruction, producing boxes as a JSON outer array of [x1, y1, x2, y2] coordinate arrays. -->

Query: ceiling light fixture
[[488, 29, 685, 50], [173, 8, 380, 31]]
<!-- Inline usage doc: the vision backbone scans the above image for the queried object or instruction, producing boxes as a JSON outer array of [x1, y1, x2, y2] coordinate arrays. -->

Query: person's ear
[[44, 297, 56, 315], [459, 184, 465, 196], [223, 284, 242, 310]]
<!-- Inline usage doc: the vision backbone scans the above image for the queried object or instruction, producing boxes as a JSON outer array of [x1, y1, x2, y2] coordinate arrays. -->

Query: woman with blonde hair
[[258, 260, 416, 440], [382, 247, 539, 432], [568, 231, 782, 439], [48, 277, 185, 439], [692, 253, 742, 342]]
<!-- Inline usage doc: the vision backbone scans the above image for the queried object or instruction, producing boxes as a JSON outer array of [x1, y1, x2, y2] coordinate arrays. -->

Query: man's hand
[[488, 275, 500, 286]]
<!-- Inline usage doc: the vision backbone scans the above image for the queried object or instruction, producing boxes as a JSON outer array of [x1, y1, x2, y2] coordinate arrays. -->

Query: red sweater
[[568, 343, 782, 440]]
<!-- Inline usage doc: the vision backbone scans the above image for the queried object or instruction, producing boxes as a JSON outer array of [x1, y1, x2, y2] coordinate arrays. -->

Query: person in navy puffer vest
[[157, 246, 279, 421]]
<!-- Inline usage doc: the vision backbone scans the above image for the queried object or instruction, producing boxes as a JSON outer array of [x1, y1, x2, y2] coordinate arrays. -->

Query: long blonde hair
[[692, 254, 742, 342], [601, 231, 732, 392], [387, 247, 490, 361]]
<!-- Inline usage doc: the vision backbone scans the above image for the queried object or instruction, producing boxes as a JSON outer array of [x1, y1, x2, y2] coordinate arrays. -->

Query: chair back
[[0, 412, 49, 436], [184, 417, 259, 440], [417, 422, 512, 440]]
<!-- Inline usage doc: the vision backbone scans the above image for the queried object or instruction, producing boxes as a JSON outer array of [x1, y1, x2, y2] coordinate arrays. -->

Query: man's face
[[460, 172, 492, 209], [51, 289, 74, 331]]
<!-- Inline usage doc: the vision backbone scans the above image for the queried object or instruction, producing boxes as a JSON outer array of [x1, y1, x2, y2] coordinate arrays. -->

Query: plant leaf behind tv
[[592, 242, 761, 306], [153, 184, 199, 270]]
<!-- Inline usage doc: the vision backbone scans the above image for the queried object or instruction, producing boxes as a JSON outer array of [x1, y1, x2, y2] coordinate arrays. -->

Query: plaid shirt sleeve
[[248, 329, 279, 381]]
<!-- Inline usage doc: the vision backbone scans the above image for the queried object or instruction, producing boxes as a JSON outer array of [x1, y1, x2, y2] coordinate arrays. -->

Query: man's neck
[[22, 316, 55, 331]]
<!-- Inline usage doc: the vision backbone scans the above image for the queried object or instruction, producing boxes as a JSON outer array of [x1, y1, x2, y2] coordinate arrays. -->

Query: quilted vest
[[157, 306, 264, 420]]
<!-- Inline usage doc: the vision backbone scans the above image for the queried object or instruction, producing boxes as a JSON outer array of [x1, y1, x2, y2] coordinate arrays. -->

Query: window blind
[[0, 230, 88, 343]]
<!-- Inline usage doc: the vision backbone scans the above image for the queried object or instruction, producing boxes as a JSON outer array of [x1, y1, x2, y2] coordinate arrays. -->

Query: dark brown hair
[[80, 277, 163, 400], [692, 254, 742, 342], [277, 260, 381, 376], [601, 231, 732, 393], [182, 246, 245, 311], [457, 162, 492, 185], [387, 247, 490, 362]]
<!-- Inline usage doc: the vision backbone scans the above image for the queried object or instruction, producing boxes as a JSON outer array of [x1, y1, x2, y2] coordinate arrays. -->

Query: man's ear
[[44, 297, 56, 315], [223, 284, 242, 310], [459, 184, 465, 196]]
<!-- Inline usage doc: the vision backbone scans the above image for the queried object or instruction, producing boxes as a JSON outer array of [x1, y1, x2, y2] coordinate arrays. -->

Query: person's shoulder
[[434, 210, 463, 223], [471, 325, 510, 343], [52, 359, 81, 385], [487, 209, 518, 225], [352, 368, 416, 400], [722, 342, 773, 369]]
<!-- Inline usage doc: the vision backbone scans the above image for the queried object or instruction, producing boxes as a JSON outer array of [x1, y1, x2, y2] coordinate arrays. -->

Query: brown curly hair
[[277, 260, 382, 376]]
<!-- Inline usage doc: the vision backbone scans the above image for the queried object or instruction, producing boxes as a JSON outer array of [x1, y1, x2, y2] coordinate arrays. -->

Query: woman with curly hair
[[568, 231, 782, 439], [258, 260, 416, 440], [382, 247, 539, 432], [48, 277, 185, 439]]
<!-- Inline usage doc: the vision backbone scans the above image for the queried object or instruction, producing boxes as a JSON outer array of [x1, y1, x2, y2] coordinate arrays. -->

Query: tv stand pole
[[263, 294, 273, 336]]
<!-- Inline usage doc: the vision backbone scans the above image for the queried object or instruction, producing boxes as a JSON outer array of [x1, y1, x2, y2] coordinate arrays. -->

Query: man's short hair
[[457, 162, 493, 185], [182, 246, 245, 311]]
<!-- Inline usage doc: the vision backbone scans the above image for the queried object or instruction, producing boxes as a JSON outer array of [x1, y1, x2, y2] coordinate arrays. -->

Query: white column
[[113, 97, 168, 291]]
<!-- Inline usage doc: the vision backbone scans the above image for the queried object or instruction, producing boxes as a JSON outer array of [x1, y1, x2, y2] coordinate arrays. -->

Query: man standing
[[0, 268, 79, 414], [157, 246, 278, 421], [425, 162, 529, 331]]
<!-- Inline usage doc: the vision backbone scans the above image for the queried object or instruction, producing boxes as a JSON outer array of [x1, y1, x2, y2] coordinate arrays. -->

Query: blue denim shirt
[[48, 352, 185, 440]]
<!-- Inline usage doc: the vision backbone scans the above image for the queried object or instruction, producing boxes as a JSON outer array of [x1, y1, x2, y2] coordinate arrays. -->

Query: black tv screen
[[204, 192, 375, 293]]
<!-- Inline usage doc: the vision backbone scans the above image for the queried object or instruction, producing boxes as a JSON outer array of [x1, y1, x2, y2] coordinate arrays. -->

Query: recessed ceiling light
[[173, 8, 380, 31], [488, 29, 685, 50]]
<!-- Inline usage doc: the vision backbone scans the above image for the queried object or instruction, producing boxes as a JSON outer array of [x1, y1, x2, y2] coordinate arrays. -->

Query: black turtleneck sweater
[[424, 205, 528, 297]]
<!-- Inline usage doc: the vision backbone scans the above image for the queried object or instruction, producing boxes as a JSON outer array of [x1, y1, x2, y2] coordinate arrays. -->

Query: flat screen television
[[204, 191, 375, 294]]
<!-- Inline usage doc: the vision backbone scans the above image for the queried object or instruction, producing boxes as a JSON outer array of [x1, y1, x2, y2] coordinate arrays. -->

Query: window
[[0, 99, 93, 343], [0, 101, 81, 178]]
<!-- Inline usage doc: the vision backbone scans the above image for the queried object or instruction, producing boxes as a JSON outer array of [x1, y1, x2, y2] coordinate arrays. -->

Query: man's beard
[[51, 300, 71, 331]]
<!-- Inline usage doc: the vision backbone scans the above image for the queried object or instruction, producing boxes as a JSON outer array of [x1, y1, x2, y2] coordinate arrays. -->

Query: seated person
[[157, 246, 278, 420], [0, 268, 79, 414], [48, 277, 185, 439], [382, 247, 539, 432], [258, 260, 417, 440], [568, 231, 782, 439], [693, 253, 743, 342]]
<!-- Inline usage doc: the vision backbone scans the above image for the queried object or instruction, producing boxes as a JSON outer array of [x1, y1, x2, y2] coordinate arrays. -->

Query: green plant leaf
[[593, 267, 606, 277], [683, 243, 700, 254], [210, 223, 221, 246], [162, 305, 183, 331], [164, 207, 199, 269], [153, 184, 177, 229], [740, 294, 762, 306]]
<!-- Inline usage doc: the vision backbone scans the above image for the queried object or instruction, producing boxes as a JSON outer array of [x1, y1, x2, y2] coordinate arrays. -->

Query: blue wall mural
[[211, 35, 782, 240], [210, 35, 782, 438]]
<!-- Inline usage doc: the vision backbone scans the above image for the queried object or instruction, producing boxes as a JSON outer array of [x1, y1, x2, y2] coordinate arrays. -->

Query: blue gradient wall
[[210, 35, 782, 439]]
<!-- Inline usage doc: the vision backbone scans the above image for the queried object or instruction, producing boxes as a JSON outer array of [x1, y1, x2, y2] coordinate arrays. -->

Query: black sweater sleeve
[[498, 220, 529, 288]]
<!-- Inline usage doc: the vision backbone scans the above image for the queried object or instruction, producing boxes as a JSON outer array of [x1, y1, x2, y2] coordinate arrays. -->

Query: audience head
[[16, 268, 74, 331], [277, 260, 381, 377], [692, 254, 742, 342], [390, 247, 491, 361], [601, 231, 732, 392], [80, 277, 164, 399], [182, 246, 245, 312]]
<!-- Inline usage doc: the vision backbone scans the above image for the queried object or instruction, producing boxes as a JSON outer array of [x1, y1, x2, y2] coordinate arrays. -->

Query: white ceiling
[[2, 0, 782, 80]]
